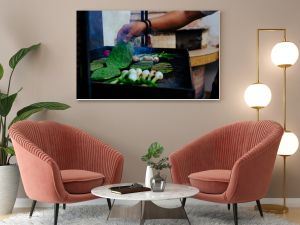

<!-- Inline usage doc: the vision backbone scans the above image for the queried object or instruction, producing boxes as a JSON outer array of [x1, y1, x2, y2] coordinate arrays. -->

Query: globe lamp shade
[[271, 42, 299, 67], [244, 83, 272, 109], [278, 131, 299, 156]]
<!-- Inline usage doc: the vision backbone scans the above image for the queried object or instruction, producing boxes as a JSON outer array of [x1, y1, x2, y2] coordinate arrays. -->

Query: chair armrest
[[225, 131, 283, 203], [10, 139, 67, 203], [74, 132, 124, 185], [169, 131, 219, 184]]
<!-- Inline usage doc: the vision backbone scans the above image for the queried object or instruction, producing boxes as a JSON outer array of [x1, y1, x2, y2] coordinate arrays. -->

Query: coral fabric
[[9, 120, 124, 204], [169, 120, 283, 204], [61, 170, 105, 194], [189, 170, 231, 194]]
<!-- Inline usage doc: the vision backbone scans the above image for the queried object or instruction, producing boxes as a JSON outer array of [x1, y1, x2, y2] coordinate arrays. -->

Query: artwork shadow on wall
[[77, 10, 220, 100]]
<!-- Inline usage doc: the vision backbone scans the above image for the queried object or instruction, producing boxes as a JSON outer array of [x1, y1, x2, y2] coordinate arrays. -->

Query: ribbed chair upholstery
[[169, 120, 283, 225], [9, 120, 124, 225]]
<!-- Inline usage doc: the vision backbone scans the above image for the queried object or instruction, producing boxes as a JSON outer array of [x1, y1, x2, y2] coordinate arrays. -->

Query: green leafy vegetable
[[91, 66, 121, 81], [106, 43, 133, 69], [130, 61, 153, 70], [90, 59, 104, 71], [156, 51, 176, 59], [152, 62, 173, 73]]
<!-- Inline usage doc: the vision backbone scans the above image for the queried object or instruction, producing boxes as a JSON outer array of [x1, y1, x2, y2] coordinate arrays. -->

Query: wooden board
[[189, 47, 219, 67]]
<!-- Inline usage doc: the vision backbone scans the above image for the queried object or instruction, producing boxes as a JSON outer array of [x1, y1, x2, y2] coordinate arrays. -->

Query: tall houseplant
[[0, 43, 70, 214]]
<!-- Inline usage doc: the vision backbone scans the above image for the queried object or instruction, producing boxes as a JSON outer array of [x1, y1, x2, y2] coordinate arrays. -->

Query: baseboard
[[14, 197, 300, 208]]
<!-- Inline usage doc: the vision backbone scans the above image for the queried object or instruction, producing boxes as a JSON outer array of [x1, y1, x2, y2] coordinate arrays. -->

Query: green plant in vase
[[0, 43, 70, 214], [141, 142, 171, 191]]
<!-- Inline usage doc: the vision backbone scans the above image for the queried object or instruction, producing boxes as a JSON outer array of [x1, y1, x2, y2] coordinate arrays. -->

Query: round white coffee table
[[92, 183, 199, 225]]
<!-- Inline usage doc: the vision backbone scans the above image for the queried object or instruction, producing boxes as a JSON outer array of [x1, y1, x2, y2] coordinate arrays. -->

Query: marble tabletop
[[91, 183, 199, 201]]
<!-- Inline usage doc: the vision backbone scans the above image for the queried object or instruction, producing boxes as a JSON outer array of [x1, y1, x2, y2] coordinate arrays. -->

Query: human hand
[[116, 22, 146, 43]]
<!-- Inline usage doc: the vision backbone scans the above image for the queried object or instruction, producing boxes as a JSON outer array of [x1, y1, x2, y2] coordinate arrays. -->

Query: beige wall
[[1, 0, 300, 198]]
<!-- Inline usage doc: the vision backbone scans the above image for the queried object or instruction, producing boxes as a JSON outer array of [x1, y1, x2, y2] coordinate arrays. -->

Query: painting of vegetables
[[77, 10, 220, 99]]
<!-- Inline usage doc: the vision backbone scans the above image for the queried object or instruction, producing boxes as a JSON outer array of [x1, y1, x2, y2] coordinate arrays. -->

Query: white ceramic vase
[[145, 165, 153, 188], [0, 165, 20, 215]]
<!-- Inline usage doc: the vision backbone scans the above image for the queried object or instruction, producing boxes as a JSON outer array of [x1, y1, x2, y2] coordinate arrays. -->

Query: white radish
[[142, 70, 150, 79], [132, 56, 140, 62], [153, 56, 159, 62], [136, 68, 143, 76], [128, 73, 138, 81], [152, 71, 164, 82], [129, 68, 137, 74]]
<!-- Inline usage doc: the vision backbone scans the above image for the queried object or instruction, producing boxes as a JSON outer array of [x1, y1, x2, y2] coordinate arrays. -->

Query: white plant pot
[[0, 165, 20, 215], [145, 165, 153, 188]]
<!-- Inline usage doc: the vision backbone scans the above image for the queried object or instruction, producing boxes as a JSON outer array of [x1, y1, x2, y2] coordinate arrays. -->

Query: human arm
[[117, 11, 206, 42]]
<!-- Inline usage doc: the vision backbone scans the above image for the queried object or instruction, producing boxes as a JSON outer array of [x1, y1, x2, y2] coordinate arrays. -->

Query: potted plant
[[141, 142, 171, 191], [0, 43, 70, 215]]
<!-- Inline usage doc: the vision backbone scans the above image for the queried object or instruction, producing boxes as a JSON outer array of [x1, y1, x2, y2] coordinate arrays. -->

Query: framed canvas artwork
[[77, 10, 220, 100]]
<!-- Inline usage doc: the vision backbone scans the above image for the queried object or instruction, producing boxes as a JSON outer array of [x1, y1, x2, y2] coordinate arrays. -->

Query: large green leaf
[[148, 142, 164, 158], [0, 64, 3, 80], [0, 92, 18, 116], [9, 102, 70, 127], [141, 142, 164, 162], [9, 43, 41, 69], [0, 92, 7, 99], [106, 42, 134, 69]]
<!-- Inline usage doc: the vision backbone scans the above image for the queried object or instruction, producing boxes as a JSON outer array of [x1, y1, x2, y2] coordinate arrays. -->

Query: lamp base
[[255, 204, 288, 214]]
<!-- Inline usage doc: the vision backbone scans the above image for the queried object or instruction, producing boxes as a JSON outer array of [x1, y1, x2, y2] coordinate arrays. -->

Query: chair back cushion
[[9, 121, 81, 170], [211, 121, 282, 169]]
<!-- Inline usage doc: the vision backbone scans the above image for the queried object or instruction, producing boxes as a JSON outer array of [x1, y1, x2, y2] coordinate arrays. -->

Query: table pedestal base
[[107, 200, 191, 225]]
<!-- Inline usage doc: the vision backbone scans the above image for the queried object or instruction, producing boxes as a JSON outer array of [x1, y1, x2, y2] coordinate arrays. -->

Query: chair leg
[[181, 198, 187, 208], [256, 200, 264, 217], [233, 203, 238, 225], [107, 198, 112, 210], [54, 204, 59, 225], [29, 200, 37, 217], [63, 204, 66, 210], [227, 204, 230, 210]]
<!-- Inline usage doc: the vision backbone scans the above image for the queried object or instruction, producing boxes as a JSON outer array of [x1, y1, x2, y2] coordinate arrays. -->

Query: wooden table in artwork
[[91, 183, 199, 225]]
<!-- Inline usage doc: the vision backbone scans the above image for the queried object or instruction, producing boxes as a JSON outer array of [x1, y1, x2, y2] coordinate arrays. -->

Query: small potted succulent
[[141, 142, 171, 192]]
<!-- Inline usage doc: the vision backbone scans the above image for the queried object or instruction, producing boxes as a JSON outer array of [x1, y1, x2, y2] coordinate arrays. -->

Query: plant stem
[[0, 68, 15, 166], [7, 68, 15, 96], [0, 116, 2, 139], [0, 116, 3, 165], [1, 117, 7, 165]]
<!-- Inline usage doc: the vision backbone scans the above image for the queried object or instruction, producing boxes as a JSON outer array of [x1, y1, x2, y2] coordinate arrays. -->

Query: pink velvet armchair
[[169, 120, 283, 225], [9, 120, 124, 225]]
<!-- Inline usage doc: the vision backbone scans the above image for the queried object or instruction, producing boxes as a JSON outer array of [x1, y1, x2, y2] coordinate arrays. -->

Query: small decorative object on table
[[110, 183, 151, 194], [141, 142, 171, 192]]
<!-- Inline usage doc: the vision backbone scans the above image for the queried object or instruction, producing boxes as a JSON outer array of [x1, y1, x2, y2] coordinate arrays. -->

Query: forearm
[[150, 11, 204, 32]]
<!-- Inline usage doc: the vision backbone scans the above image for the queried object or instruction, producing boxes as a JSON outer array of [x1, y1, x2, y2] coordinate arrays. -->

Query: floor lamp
[[270, 36, 299, 213], [244, 28, 299, 214]]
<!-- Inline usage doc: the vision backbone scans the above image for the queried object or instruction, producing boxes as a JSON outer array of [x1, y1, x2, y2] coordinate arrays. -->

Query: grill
[[89, 47, 195, 99]]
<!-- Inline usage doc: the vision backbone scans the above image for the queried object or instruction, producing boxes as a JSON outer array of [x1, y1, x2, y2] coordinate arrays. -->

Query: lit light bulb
[[244, 83, 272, 108], [271, 42, 299, 67], [277, 131, 299, 156]]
